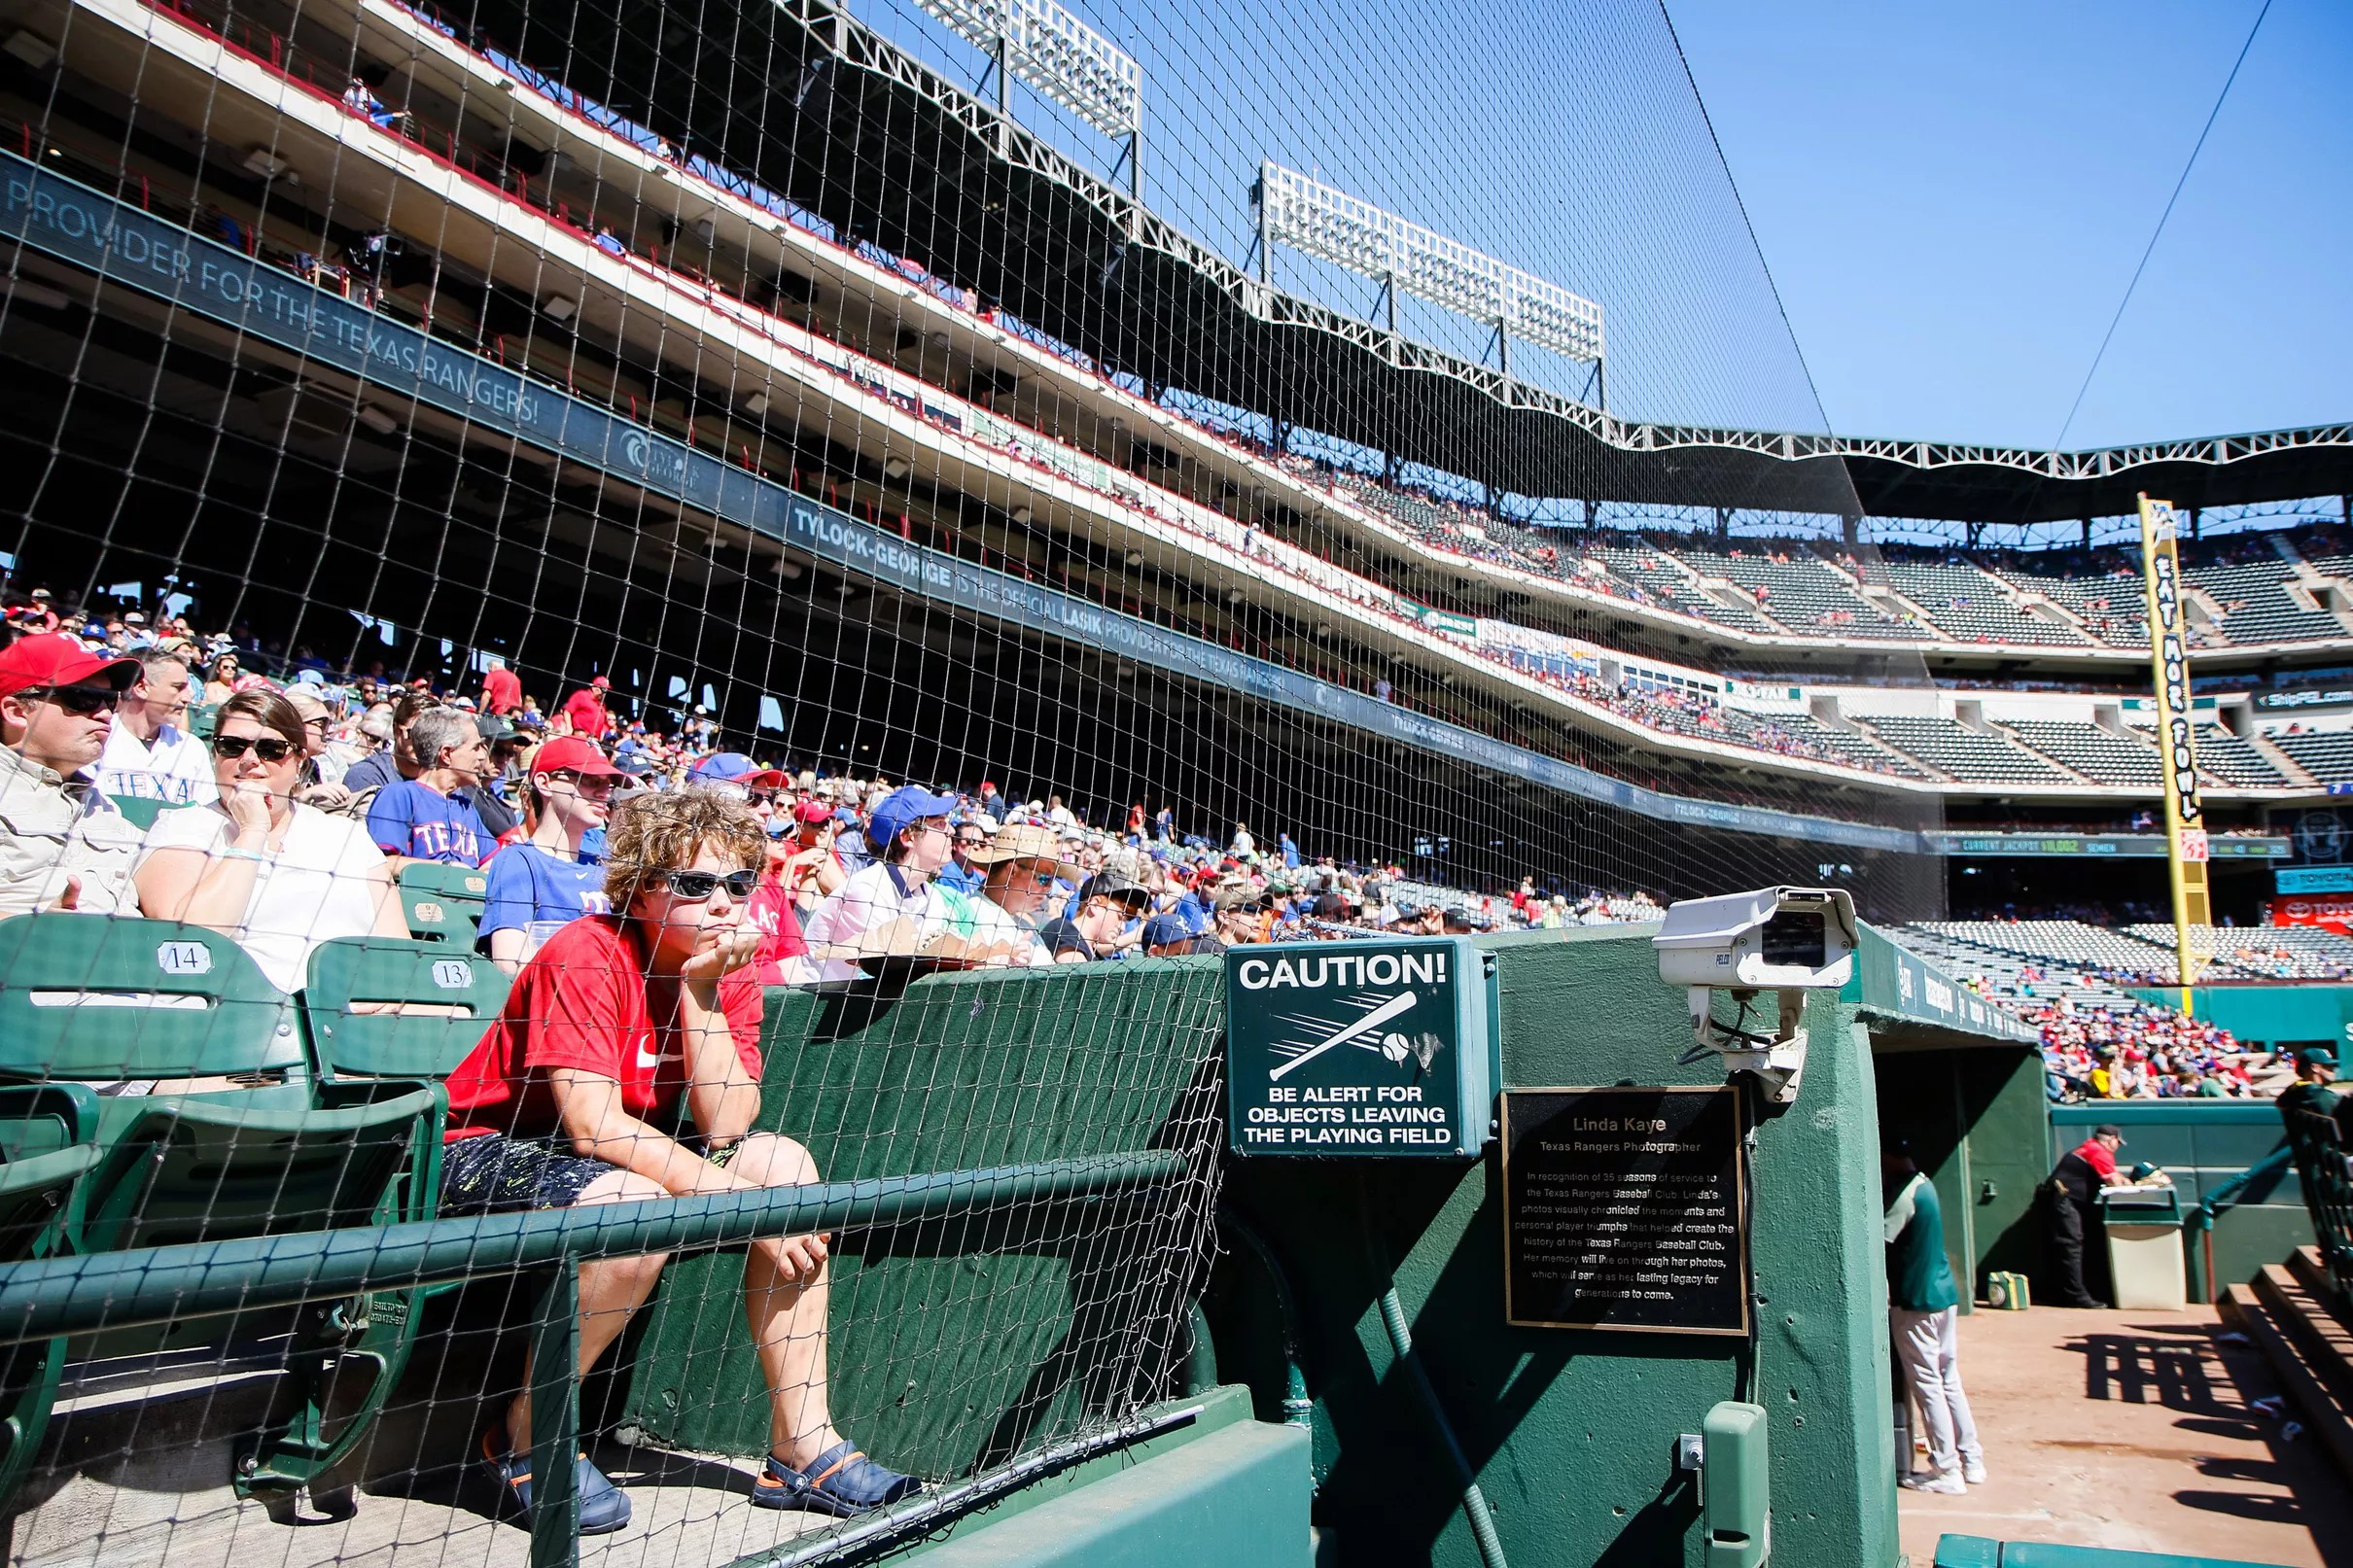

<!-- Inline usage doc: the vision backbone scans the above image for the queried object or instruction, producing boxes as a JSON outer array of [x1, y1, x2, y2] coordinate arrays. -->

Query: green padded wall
[[617, 961, 1227, 1479], [2050, 1102, 2311, 1299], [1214, 927, 1898, 1568]]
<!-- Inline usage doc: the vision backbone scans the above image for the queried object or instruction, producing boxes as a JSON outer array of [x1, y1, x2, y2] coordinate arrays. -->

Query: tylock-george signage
[[1225, 937, 1497, 1158]]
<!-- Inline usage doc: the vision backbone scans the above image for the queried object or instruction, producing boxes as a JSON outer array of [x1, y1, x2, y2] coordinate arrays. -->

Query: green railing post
[[530, 1262, 580, 1568]]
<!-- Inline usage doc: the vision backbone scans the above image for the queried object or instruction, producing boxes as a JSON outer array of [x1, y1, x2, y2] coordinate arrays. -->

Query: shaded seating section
[[1998, 721, 2161, 787], [1871, 561, 2090, 645], [1913, 920, 2184, 977], [1894, 923, 2153, 1014], [2270, 730, 2353, 785], [0, 916, 449, 1504], [396, 862, 488, 945], [2189, 561, 2345, 645], [1855, 717, 2075, 784]]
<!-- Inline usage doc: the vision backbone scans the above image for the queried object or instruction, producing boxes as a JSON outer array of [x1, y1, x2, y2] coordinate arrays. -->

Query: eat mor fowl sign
[[1224, 937, 1497, 1159]]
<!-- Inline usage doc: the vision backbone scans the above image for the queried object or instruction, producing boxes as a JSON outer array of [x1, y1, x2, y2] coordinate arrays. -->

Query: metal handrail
[[0, 1152, 1181, 1344]]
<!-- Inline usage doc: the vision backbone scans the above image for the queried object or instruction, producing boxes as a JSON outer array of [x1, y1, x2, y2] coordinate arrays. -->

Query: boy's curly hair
[[603, 787, 767, 906]]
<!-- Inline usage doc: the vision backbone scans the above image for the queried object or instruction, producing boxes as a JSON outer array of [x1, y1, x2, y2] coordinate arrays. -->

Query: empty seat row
[[2188, 561, 2345, 645], [2270, 729, 2353, 784], [1856, 717, 2075, 784], [1998, 721, 2161, 787], [1870, 561, 2090, 645]]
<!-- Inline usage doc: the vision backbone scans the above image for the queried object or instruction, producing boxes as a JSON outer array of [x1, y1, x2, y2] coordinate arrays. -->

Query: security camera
[[1653, 888, 1856, 1105]]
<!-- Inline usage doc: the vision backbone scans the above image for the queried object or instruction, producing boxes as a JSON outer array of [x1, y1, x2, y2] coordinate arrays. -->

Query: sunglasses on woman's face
[[212, 733, 296, 762], [663, 868, 759, 901]]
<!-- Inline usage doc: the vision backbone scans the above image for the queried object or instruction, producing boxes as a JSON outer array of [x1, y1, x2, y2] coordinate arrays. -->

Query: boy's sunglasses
[[664, 868, 758, 900], [212, 733, 297, 762]]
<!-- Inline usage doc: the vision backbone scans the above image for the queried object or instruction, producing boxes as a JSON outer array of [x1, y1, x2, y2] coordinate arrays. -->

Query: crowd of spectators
[[0, 578, 1678, 992], [2019, 986, 2263, 1101]]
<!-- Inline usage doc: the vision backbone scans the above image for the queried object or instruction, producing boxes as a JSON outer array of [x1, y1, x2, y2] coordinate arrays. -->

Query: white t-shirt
[[138, 801, 390, 992], [98, 722, 216, 805], [787, 861, 963, 985], [962, 892, 1055, 967]]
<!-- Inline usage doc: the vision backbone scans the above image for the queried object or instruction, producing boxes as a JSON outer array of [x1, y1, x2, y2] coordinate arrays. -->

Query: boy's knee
[[736, 1132, 821, 1188]]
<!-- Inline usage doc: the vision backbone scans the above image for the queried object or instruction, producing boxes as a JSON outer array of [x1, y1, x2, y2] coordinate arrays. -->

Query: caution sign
[[1225, 937, 1495, 1159]]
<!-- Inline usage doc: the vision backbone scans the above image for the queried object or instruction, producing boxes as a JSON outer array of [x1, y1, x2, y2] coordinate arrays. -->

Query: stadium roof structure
[[474, 0, 2353, 527]]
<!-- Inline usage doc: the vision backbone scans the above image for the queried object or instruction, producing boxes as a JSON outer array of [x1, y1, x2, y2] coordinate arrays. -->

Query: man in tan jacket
[[0, 633, 143, 917]]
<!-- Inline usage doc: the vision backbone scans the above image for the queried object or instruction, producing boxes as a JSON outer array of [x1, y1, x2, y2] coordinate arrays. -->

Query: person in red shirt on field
[[438, 788, 917, 1533], [559, 674, 614, 741], [2041, 1125, 2125, 1307]]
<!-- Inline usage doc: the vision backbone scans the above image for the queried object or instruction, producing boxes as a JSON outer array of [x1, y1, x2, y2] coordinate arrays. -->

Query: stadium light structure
[[913, 0, 1143, 193], [1255, 160, 1605, 397]]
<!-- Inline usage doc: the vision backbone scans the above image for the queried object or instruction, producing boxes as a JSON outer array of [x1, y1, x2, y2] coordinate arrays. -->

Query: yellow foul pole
[[2136, 495, 2211, 1014]]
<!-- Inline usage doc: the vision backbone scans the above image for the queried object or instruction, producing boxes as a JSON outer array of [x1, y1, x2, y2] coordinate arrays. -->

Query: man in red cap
[[478, 735, 624, 972], [0, 633, 145, 916], [560, 675, 615, 742]]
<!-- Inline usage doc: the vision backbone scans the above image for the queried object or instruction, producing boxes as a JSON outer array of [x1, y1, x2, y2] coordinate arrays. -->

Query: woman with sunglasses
[[133, 688, 406, 992], [200, 651, 243, 706], [439, 788, 918, 1531]]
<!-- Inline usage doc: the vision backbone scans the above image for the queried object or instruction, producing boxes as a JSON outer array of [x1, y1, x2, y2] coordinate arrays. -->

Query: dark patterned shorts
[[439, 1132, 743, 1216], [439, 1132, 615, 1215]]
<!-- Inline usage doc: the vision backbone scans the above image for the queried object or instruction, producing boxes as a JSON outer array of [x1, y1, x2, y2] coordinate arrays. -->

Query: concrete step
[[2286, 1243, 2349, 1308], [2252, 1260, 2353, 1413], [2217, 1282, 2353, 1483]]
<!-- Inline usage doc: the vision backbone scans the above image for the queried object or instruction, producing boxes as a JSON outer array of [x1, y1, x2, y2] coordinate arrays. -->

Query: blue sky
[[852, 0, 2347, 459], [1671, 0, 2353, 450]]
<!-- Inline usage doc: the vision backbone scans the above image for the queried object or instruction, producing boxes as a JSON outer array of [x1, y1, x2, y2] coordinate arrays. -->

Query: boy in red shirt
[[440, 789, 916, 1532]]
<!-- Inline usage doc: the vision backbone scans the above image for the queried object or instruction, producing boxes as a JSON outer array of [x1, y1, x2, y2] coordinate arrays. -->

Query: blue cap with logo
[[864, 784, 960, 852]]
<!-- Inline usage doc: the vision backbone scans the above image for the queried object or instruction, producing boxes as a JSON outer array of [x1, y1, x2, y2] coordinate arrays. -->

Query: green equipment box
[[1225, 937, 1499, 1158]]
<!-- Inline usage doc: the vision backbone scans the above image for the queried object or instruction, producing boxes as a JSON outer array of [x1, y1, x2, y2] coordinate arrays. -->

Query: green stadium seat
[[396, 862, 488, 945], [187, 703, 220, 739], [0, 916, 443, 1501], [102, 795, 169, 832], [396, 861, 489, 911], [0, 1085, 98, 1518], [300, 936, 507, 1082]]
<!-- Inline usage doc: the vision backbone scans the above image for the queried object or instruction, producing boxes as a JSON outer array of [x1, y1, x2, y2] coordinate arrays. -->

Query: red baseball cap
[[590, 675, 612, 689], [530, 735, 622, 777], [0, 634, 139, 700]]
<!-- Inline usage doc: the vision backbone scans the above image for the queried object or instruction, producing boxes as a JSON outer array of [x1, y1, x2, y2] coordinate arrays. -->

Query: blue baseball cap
[[692, 751, 790, 787], [1141, 914, 1193, 948], [864, 784, 959, 851]]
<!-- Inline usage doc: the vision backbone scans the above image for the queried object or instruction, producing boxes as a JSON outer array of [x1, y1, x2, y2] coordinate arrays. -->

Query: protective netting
[[0, 0, 1947, 1559]]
